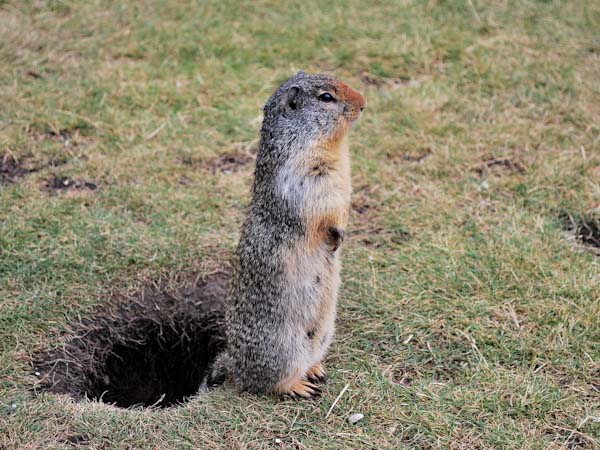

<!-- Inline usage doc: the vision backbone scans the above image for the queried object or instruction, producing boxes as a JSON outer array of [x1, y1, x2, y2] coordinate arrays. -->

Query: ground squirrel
[[214, 71, 366, 398]]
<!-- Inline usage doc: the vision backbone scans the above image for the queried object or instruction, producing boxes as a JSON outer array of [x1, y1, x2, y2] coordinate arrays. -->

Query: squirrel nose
[[335, 81, 366, 112], [348, 89, 366, 112], [358, 96, 367, 112]]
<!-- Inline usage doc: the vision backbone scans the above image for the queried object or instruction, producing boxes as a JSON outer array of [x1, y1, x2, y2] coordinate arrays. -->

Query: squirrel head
[[261, 72, 366, 153]]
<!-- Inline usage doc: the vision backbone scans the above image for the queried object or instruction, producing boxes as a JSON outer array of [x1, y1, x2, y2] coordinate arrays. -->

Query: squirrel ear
[[277, 85, 300, 114]]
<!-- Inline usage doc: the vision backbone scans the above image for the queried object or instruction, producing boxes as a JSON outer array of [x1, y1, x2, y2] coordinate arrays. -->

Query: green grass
[[1, 0, 599, 448]]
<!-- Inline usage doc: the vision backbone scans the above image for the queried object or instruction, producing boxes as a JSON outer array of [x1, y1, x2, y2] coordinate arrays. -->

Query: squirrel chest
[[304, 138, 351, 252], [277, 136, 351, 327], [277, 136, 352, 252]]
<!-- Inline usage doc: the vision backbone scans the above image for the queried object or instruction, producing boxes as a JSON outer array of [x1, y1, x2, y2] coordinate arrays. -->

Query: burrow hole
[[563, 212, 600, 255], [34, 272, 228, 408]]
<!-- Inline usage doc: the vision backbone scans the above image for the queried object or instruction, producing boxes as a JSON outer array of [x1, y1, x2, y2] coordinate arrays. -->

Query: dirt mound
[[1, 153, 32, 185]]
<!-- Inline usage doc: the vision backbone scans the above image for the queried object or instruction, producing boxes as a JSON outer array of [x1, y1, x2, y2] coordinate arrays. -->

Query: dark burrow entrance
[[33, 271, 229, 408], [563, 212, 600, 255]]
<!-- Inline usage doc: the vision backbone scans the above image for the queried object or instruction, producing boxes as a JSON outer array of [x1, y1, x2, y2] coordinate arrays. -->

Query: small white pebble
[[34, 371, 41, 377], [480, 180, 489, 190], [274, 438, 281, 444], [348, 413, 364, 424], [10, 403, 17, 410]]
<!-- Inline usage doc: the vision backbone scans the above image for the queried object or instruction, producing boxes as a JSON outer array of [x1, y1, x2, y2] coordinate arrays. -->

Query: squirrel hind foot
[[280, 379, 322, 399], [306, 363, 327, 384]]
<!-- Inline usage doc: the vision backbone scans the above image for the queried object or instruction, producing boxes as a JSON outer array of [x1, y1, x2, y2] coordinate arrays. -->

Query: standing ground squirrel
[[213, 72, 366, 398]]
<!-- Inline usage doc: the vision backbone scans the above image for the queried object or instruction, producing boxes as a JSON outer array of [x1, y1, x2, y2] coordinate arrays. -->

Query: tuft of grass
[[1, 0, 599, 448]]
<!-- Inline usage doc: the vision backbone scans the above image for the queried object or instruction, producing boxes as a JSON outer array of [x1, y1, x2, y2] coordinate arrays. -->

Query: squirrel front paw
[[327, 227, 344, 252]]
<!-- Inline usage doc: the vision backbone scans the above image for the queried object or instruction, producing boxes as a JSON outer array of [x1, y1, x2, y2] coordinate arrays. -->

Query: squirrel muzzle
[[335, 81, 367, 123]]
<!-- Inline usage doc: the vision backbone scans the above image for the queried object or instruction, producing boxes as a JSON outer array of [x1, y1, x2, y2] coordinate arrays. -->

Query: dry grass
[[1, 0, 599, 448]]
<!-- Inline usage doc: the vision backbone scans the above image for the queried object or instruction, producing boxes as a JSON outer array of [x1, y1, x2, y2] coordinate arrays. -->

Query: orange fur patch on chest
[[306, 131, 346, 177], [325, 122, 349, 154], [300, 113, 353, 252]]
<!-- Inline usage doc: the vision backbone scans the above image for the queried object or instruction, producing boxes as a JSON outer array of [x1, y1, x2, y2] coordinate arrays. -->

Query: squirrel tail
[[206, 351, 231, 387]]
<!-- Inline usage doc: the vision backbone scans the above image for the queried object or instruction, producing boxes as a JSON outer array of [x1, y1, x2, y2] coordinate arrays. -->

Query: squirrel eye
[[318, 92, 335, 102]]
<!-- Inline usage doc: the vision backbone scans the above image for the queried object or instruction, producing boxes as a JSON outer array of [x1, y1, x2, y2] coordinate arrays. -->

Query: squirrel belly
[[216, 72, 365, 398]]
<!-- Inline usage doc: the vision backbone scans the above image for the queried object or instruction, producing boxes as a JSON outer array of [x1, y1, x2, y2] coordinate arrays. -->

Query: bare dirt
[[474, 157, 526, 176], [177, 149, 256, 175], [385, 148, 433, 164], [44, 175, 98, 193], [1, 126, 96, 187], [360, 72, 419, 90], [0, 153, 34, 185], [563, 213, 600, 255]]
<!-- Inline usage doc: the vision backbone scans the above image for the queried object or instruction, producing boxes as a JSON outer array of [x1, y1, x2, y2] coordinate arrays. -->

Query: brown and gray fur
[[213, 71, 366, 397]]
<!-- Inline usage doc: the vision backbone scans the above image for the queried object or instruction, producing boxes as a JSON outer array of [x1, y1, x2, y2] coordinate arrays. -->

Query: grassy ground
[[1, 0, 599, 448]]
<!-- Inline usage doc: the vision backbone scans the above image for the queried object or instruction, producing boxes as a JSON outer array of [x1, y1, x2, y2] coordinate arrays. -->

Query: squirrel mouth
[[343, 110, 363, 125], [341, 102, 366, 126]]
